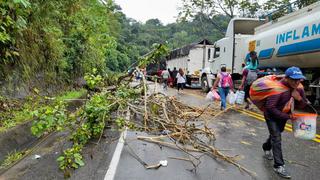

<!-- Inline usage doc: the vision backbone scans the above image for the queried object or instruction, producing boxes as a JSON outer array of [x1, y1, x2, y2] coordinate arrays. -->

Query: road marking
[[104, 129, 127, 180], [182, 90, 320, 143], [237, 109, 320, 143], [240, 109, 320, 139]]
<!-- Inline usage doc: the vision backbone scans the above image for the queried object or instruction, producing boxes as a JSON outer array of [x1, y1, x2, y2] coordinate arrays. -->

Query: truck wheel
[[201, 76, 210, 92]]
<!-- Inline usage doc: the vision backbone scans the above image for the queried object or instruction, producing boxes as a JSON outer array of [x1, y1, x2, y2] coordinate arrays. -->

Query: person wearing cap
[[262, 66, 308, 179]]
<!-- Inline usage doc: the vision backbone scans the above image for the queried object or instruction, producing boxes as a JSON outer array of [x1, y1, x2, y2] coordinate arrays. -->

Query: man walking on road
[[262, 67, 308, 179], [161, 68, 170, 90], [172, 67, 178, 87]]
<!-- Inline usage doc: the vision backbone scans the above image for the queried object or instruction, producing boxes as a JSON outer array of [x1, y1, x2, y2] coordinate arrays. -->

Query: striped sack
[[249, 75, 303, 112]]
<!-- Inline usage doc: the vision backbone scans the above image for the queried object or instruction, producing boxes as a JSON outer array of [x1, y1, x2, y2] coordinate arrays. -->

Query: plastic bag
[[206, 90, 220, 101], [227, 91, 236, 105], [206, 91, 214, 101], [235, 90, 245, 105], [212, 90, 221, 101]]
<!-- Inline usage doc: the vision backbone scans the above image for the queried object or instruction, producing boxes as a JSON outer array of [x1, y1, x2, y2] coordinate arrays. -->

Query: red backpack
[[220, 73, 231, 88]]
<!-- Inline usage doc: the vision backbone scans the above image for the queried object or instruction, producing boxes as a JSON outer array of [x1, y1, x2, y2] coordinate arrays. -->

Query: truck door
[[212, 45, 221, 74]]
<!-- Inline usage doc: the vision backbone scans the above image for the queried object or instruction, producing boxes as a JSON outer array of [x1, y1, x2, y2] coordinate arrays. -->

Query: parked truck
[[211, 1, 320, 104], [166, 39, 215, 91]]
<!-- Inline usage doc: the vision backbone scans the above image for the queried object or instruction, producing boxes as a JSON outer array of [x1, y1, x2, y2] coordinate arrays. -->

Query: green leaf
[[57, 156, 65, 162], [74, 158, 85, 167], [71, 163, 78, 169]]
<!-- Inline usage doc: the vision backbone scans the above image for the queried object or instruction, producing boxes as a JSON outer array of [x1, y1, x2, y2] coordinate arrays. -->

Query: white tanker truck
[[209, 1, 320, 104]]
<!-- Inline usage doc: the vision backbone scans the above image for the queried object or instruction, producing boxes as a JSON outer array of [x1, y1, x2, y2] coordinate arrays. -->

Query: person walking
[[161, 68, 170, 90], [172, 67, 178, 87], [261, 66, 308, 179], [212, 67, 234, 110], [176, 68, 186, 94], [239, 51, 259, 109]]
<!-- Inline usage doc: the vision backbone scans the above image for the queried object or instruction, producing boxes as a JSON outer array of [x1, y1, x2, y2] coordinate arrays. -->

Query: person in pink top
[[212, 66, 234, 110]]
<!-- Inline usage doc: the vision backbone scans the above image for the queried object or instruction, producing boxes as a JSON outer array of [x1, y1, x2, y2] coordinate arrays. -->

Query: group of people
[[212, 51, 308, 179], [161, 67, 186, 93], [212, 51, 259, 111], [133, 68, 146, 81]]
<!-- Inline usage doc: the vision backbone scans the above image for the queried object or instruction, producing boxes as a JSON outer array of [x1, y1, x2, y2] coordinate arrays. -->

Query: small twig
[[137, 136, 201, 152]]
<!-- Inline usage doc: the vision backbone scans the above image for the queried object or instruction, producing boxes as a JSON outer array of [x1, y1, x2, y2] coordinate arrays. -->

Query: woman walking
[[212, 67, 234, 110], [176, 68, 186, 94]]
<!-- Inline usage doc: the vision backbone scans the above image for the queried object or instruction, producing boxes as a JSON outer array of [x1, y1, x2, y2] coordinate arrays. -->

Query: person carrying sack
[[250, 66, 308, 179], [239, 51, 259, 109], [212, 66, 234, 110]]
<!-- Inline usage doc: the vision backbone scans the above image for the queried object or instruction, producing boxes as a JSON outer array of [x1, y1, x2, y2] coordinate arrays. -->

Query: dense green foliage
[[0, 0, 130, 95]]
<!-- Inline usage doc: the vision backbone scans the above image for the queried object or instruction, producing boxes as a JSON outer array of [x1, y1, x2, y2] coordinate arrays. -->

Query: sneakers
[[264, 150, 273, 160], [273, 166, 291, 179]]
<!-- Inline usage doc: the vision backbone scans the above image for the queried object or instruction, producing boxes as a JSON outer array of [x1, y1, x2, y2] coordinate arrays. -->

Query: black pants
[[262, 116, 288, 168], [244, 84, 251, 103], [177, 83, 184, 91], [163, 79, 168, 89]]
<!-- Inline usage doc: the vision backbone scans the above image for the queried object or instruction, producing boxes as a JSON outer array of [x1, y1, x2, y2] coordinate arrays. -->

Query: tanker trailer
[[211, 1, 320, 104]]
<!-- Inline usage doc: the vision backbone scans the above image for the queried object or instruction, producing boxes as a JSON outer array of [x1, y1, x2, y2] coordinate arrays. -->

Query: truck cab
[[211, 18, 265, 78]]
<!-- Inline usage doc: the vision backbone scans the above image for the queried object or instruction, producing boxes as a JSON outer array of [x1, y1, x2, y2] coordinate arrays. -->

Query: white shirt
[[176, 73, 186, 83], [161, 70, 170, 79]]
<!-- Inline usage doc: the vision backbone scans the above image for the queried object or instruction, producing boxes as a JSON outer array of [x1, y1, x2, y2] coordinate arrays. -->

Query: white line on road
[[104, 129, 127, 180]]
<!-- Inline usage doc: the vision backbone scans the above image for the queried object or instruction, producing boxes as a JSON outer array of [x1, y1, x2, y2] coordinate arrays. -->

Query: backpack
[[246, 69, 258, 85], [220, 72, 231, 88]]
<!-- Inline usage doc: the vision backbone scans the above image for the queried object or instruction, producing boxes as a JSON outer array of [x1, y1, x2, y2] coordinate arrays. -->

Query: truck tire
[[201, 76, 210, 92]]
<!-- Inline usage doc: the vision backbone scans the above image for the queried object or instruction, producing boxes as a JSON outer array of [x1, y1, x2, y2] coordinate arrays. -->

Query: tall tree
[[177, 0, 262, 35]]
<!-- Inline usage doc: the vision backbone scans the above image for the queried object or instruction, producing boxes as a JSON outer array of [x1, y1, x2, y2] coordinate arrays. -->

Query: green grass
[[55, 89, 87, 102], [0, 150, 27, 169], [0, 109, 32, 132], [0, 89, 86, 132]]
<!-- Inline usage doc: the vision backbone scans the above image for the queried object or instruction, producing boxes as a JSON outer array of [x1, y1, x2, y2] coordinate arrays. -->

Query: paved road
[[2, 81, 318, 180], [112, 82, 320, 180]]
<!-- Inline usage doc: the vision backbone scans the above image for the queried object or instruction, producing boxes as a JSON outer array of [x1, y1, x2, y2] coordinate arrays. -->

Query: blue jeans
[[218, 87, 230, 109]]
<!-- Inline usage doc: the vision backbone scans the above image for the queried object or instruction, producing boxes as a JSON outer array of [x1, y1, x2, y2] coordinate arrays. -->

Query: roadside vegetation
[[0, 150, 30, 169], [29, 44, 169, 177], [0, 89, 86, 133]]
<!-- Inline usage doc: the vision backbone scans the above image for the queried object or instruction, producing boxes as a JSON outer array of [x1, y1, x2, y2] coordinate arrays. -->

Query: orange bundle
[[249, 75, 303, 111]]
